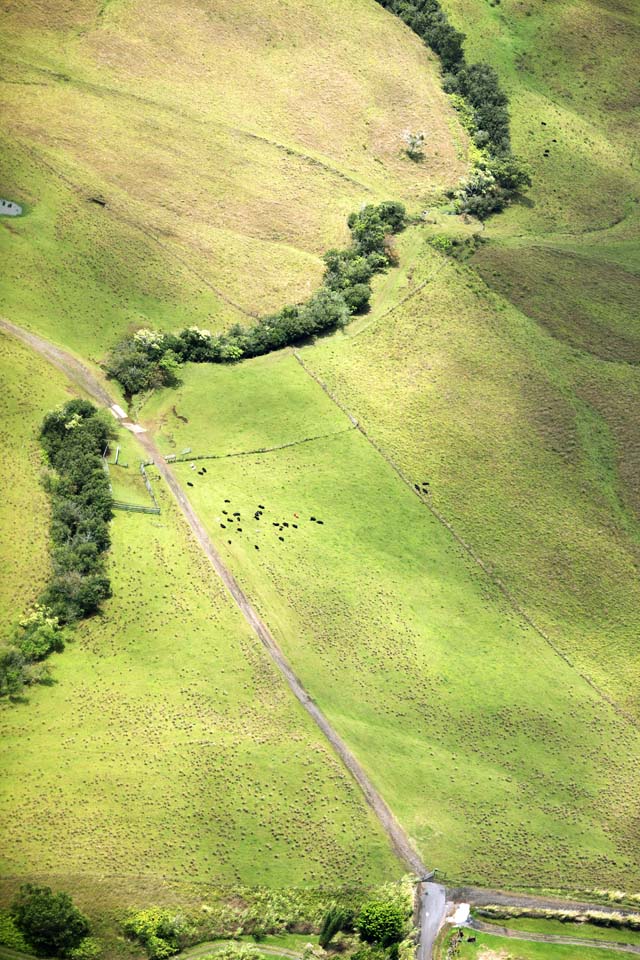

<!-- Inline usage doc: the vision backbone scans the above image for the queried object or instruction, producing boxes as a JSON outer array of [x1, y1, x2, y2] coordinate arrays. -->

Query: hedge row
[[376, 0, 531, 216], [105, 201, 406, 397], [477, 905, 640, 931], [0, 400, 115, 699]]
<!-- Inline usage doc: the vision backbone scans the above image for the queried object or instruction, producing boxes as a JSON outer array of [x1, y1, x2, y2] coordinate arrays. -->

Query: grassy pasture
[[0, 360, 401, 918], [450, 929, 635, 960], [301, 237, 640, 722], [480, 917, 640, 948], [0, 0, 468, 356], [0, 333, 71, 643], [159, 351, 640, 889], [139, 353, 346, 457]]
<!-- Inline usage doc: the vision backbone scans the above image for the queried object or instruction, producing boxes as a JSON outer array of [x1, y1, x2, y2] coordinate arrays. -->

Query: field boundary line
[[291, 350, 640, 732], [349, 258, 447, 340], [157, 424, 356, 464]]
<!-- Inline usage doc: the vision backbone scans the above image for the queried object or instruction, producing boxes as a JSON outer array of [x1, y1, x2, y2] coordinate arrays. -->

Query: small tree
[[11, 884, 90, 957], [401, 129, 426, 161], [357, 901, 406, 947], [319, 906, 349, 948]]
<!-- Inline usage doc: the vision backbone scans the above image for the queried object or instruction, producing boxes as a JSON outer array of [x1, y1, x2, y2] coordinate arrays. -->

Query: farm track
[[466, 919, 640, 955], [291, 351, 640, 733]]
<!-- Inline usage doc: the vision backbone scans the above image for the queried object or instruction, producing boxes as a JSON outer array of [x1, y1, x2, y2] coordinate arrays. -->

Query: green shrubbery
[[375, 0, 531, 217], [123, 908, 193, 959], [477, 905, 640, 930], [10, 885, 91, 958], [105, 202, 406, 397], [0, 400, 115, 699]]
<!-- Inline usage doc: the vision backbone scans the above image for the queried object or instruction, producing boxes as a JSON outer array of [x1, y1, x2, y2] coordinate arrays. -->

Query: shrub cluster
[[123, 909, 193, 959], [477, 905, 640, 931], [105, 202, 406, 397], [0, 400, 115, 699], [10, 885, 92, 958], [375, 0, 531, 216]]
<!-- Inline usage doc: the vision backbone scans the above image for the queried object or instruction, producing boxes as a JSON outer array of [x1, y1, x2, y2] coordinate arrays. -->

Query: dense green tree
[[357, 901, 406, 947], [11, 884, 90, 957]]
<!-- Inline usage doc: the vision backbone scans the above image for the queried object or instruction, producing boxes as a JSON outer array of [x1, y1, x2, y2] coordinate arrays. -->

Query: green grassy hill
[[1, 0, 639, 936], [0, 0, 467, 354]]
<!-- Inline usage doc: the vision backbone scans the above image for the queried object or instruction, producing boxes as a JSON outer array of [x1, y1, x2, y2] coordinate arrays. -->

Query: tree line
[[0, 400, 115, 699], [376, 0, 531, 216], [105, 201, 407, 397]]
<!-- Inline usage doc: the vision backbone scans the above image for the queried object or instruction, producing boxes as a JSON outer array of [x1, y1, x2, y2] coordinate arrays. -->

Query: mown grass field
[[0, 333, 71, 643], [449, 929, 635, 960], [0, 0, 467, 357], [157, 351, 640, 890], [481, 917, 640, 947]]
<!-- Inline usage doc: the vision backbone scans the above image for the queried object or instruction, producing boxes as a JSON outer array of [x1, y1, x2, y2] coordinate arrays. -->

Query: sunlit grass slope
[[303, 235, 640, 723], [0, 414, 400, 901], [0, 0, 468, 355], [0, 333, 71, 643], [150, 353, 640, 890]]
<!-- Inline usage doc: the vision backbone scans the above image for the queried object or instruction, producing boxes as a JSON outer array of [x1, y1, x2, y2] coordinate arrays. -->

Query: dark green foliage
[[1, 401, 115, 699], [319, 906, 349, 948], [39, 401, 115, 625], [357, 902, 406, 947], [448, 62, 510, 154], [0, 647, 27, 698], [11, 884, 90, 957], [106, 202, 406, 395]]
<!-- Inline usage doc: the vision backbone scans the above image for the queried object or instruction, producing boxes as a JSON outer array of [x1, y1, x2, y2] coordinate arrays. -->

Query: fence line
[[112, 500, 161, 515], [142, 425, 355, 468]]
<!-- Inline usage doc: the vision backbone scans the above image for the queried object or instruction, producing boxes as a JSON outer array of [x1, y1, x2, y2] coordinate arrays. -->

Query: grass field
[[0, 0, 468, 358], [152, 351, 640, 890], [480, 917, 640, 948], [0, 333, 71, 643], [299, 236, 640, 724], [2, 0, 640, 927], [448, 929, 636, 960], [0, 353, 401, 942]]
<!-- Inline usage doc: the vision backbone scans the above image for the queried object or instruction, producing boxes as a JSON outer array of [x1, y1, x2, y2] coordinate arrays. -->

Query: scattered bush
[[106, 202, 406, 396], [357, 902, 407, 947], [0, 910, 29, 950], [319, 906, 350, 948], [11, 884, 90, 957], [402, 129, 426, 161]]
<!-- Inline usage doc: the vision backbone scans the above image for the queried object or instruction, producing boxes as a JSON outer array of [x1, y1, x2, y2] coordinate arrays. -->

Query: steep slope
[[0, 0, 468, 354]]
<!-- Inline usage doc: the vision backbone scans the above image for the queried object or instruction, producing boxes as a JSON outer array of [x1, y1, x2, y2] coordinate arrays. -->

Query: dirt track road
[[0, 317, 448, 955], [467, 918, 640, 955]]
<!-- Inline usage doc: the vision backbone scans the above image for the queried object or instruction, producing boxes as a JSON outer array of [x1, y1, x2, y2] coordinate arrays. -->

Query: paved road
[[0, 316, 448, 958], [418, 882, 448, 960]]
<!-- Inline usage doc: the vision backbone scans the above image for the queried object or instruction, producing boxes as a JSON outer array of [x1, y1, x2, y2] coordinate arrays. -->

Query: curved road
[[0, 317, 447, 955]]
